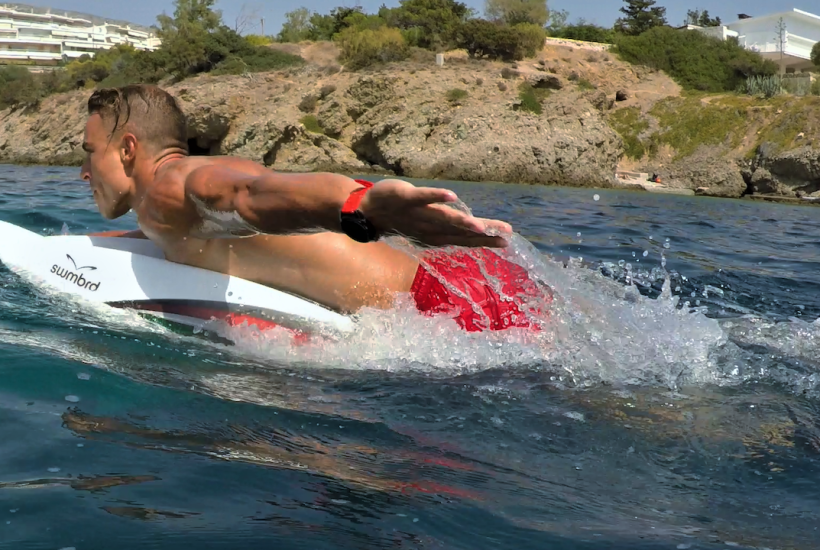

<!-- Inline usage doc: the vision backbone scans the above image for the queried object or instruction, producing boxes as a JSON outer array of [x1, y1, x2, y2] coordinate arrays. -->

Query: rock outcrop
[[747, 143, 820, 197], [663, 148, 749, 198], [0, 66, 623, 188]]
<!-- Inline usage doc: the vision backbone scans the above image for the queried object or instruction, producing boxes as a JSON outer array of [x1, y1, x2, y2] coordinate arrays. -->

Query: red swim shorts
[[410, 248, 552, 332]]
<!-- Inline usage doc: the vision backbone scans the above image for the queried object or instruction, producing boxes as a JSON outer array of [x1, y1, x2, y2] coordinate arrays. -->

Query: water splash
[[204, 230, 728, 390]]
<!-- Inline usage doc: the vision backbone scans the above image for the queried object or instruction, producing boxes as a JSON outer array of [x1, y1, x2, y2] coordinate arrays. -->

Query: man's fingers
[[420, 205, 513, 236], [402, 187, 458, 207]]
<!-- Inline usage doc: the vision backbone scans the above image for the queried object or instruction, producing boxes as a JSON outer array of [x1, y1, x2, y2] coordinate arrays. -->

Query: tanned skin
[[81, 107, 513, 314]]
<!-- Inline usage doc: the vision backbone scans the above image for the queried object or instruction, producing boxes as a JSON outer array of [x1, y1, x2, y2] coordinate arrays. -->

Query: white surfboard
[[0, 220, 355, 338]]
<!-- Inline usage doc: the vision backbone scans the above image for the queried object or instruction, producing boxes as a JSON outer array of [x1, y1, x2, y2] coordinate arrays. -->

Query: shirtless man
[[82, 84, 550, 333]]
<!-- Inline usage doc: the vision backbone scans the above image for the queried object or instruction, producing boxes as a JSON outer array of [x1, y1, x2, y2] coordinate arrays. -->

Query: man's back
[[136, 156, 420, 313]]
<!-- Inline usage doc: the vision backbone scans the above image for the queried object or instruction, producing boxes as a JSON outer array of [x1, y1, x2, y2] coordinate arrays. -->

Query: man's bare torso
[[135, 156, 420, 312]]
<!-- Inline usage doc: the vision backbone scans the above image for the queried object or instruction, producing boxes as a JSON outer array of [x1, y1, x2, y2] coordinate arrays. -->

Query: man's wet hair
[[87, 84, 188, 154]]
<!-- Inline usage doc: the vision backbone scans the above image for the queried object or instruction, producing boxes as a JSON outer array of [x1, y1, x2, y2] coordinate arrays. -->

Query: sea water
[[0, 166, 819, 549]]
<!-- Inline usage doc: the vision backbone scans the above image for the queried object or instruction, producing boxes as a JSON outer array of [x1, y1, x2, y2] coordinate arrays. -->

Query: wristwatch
[[340, 179, 381, 243]]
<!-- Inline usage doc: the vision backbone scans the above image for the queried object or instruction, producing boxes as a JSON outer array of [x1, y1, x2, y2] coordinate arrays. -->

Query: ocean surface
[[1, 165, 819, 550]]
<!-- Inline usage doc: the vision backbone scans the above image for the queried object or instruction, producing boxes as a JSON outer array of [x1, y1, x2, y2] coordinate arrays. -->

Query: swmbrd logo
[[51, 254, 101, 291]]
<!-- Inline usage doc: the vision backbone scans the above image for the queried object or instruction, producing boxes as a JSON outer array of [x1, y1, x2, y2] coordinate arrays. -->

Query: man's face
[[80, 113, 132, 220]]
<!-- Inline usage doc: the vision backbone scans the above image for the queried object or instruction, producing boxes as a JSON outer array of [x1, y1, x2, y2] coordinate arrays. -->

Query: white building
[[690, 9, 820, 73], [0, 5, 160, 67]]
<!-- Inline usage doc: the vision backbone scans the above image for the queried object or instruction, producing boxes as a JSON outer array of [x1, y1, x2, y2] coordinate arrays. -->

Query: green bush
[[300, 114, 324, 133], [515, 82, 549, 114], [0, 66, 41, 109], [512, 22, 546, 58], [456, 19, 546, 61], [614, 27, 777, 92], [336, 26, 410, 69], [812, 79, 820, 96], [577, 78, 596, 90], [552, 23, 615, 44], [445, 88, 468, 104]]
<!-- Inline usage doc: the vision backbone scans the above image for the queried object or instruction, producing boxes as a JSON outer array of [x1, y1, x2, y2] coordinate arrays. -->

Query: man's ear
[[120, 133, 138, 163]]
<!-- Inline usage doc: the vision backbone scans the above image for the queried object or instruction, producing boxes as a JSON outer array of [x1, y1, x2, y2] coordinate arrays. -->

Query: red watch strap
[[341, 179, 374, 214]]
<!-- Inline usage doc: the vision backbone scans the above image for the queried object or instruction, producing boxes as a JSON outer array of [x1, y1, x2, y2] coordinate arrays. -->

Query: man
[[82, 84, 550, 333]]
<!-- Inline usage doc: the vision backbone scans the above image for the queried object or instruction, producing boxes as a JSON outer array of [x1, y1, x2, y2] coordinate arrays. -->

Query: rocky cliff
[[0, 56, 624, 188], [2, 42, 818, 203]]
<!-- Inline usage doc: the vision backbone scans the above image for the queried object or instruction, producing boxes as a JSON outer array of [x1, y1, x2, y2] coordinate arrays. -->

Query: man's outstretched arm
[[184, 166, 512, 248]]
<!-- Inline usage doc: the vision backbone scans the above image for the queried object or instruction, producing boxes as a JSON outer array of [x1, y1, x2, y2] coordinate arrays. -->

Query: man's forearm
[[234, 172, 363, 235]]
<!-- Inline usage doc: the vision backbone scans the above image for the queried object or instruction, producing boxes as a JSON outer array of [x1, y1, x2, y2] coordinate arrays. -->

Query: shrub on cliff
[[457, 19, 544, 61], [614, 27, 777, 92], [0, 66, 43, 109], [550, 23, 615, 44], [337, 27, 410, 69]]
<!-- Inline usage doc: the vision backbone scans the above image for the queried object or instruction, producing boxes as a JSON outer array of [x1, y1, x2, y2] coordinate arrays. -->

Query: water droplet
[[632, 251, 636, 257], [593, 194, 600, 201], [61, 222, 70, 236], [64, 395, 80, 403], [564, 411, 585, 422], [663, 242, 670, 249], [77, 443, 84, 447], [9, 509, 17, 513], [642, 250, 648, 257], [675, 286, 681, 292], [576, 232, 581, 237], [413, 518, 419, 523], [77, 373, 90, 381], [677, 545, 692, 550], [47, 467, 60, 473]]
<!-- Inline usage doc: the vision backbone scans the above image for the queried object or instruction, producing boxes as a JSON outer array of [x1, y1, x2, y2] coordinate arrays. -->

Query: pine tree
[[615, 0, 668, 36], [686, 8, 721, 27]]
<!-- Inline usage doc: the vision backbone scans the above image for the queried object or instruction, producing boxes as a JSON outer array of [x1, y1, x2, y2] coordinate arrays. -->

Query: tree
[[811, 41, 820, 69], [484, 0, 548, 27], [234, 3, 262, 34], [615, 0, 667, 36], [155, 0, 223, 76], [775, 16, 786, 74], [545, 9, 568, 35], [277, 7, 312, 42], [303, 6, 368, 41], [685, 8, 720, 27], [379, 0, 471, 49]]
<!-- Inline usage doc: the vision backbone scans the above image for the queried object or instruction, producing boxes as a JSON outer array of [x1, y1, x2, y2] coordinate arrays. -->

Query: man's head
[[81, 84, 188, 219]]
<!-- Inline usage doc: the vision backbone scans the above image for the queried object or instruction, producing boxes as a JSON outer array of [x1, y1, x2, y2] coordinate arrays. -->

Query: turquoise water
[[1, 165, 820, 549]]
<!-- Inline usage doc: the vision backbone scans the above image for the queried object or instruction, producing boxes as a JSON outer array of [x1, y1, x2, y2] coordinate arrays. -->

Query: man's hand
[[359, 179, 512, 248]]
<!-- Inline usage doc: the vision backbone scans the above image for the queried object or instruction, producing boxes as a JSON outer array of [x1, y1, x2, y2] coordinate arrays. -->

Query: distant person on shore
[[83, 84, 552, 333]]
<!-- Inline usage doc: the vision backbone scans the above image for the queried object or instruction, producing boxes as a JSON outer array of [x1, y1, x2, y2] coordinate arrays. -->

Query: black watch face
[[341, 212, 376, 243]]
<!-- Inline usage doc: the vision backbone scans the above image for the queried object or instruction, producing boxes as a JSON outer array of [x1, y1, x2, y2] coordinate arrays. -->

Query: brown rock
[[615, 90, 628, 102], [527, 74, 565, 90]]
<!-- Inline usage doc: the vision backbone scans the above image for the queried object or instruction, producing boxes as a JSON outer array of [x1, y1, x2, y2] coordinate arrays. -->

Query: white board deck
[[0, 220, 355, 336]]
